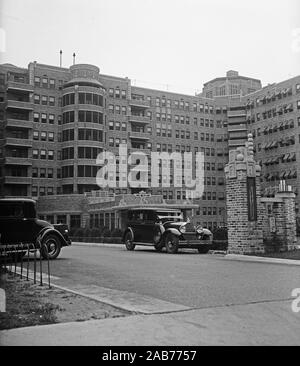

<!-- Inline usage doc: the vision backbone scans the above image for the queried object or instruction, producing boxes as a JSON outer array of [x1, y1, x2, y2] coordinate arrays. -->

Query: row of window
[[32, 149, 54, 160], [61, 110, 104, 124], [34, 94, 56, 106], [108, 120, 128, 131], [33, 112, 57, 124], [32, 186, 54, 196], [32, 167, 54, 178], [108, 88, 127, 99], [249, 85, 299, 108], [34, 76, 56, 89], [62, 92, 104, 107], [108, 104, 128, 115], [33, 131, 54, 142], [61, 146, 103, 160], [253, 119, 295, 137]]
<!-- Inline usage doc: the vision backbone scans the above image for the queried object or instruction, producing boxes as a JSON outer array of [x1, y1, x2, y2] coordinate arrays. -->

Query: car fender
[[123, 227, 134, 242], [162, 227, 181, 240], [36, 227, 67, 247]]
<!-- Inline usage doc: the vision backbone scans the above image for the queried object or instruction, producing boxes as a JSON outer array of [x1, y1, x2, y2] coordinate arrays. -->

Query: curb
[[72, 242, 123, 248], [225, 254, 300, 266]]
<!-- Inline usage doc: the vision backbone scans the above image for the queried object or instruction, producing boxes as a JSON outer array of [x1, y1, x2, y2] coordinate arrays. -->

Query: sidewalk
[[1, 298, 299, 346]]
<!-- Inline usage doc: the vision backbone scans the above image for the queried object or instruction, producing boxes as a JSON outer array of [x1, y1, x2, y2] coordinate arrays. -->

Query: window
[[34, 76, 40, 87], [40, 149, 46, 159], [48, 168, 53, 178], [48, 114, 55, 124], [115, 89, 120, 98], [33, 113, 39, 123], [122, 106, 127, 115], [32, 149, 39, 159], [42, 77, 48, 88], [32, 167, 38, 178], [121, 90, 126, 99], [41, 131, 47, 141], [109, 88, 114, 97], [49, 96, 55, 106], [49, 79, 55, 88], [33, 131, 39, 140], [48, 150, 54, 160], [41, 113, 47, 123], [40, 168, 46, 178], [41, 95, 47, 105], [34, 94, 40, 104], [48, 132, 54, 142]]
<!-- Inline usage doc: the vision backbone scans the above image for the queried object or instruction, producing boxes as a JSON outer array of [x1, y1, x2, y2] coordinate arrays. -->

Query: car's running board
[[132, 242, 154, 246]]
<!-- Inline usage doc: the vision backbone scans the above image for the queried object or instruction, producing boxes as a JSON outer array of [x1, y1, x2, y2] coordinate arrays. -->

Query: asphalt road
[[39, 244, 300, 310]]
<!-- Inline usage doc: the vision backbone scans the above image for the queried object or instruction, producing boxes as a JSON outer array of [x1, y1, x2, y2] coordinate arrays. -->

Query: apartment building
[[0, 61, 299, 229]]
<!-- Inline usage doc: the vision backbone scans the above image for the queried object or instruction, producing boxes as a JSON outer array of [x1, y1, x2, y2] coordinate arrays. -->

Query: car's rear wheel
[[124, 231, 135, 251], [41, 234, 61, 260], [165, 233, 179, 254]]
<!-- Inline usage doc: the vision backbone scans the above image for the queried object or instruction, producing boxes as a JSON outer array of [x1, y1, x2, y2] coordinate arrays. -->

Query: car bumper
[[178, 233, 212, 248], [178, 239, 212, 248]]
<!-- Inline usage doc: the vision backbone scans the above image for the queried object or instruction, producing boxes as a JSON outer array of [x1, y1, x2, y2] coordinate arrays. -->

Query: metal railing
[[0, 240, 52, 289]]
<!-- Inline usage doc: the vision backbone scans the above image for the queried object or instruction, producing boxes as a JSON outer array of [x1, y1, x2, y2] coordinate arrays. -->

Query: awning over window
[[289, 152, 296, 161], [279, 121, 284, 129], [279, 171, 287, 179], [282, 153, 290, 162]]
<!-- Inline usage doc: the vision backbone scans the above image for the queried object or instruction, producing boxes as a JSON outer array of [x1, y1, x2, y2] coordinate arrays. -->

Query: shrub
[[111, 228, 122, 238], [101, 226, 111, 237]]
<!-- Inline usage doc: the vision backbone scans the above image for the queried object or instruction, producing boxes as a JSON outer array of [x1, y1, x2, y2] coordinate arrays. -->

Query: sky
[[0, 0, 300, 94]]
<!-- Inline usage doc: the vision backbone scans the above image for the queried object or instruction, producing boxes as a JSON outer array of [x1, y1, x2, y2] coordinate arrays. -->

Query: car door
[[129, 210, 143, 242], [0, 202, 26, 244], [142, 210, 156, 243]]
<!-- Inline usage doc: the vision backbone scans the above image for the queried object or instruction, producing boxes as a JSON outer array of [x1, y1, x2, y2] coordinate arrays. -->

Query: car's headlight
[[64, 229, 69, 233], [179, 225, 186, 233]]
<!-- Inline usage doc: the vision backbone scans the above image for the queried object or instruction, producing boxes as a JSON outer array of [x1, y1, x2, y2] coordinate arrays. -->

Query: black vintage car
[[0, 198, 71, 259], [122, 208, 213, 254]]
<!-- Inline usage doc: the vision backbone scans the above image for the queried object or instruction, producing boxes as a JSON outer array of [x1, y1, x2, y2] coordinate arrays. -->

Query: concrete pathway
[[1, 298, 299, 346]]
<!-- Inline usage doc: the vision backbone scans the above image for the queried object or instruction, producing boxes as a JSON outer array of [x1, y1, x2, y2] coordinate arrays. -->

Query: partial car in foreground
[[0, 198, 71, 259]]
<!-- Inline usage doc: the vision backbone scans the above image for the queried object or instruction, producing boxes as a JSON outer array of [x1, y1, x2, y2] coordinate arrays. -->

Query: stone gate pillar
[[224, 135, 264, 254]]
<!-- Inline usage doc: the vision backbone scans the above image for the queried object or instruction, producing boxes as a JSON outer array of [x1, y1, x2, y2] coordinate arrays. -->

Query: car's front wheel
[[40, 234, 61, 260], [165, 233, 179, 254], [124, 231, 135, 251]]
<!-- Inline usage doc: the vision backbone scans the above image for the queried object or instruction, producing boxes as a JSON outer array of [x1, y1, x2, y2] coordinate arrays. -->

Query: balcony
[[4, 176, 32, 185], [129, 131, 151, 140], [227, 110, 246, 118], [6, 100, 34, 110], [6, 137, 32, 148], [7, 81, 34, 93], [129, 147, 151, 155], [129, 99, 150, 108], [5, 157, 32, 165], [6, 118, 33, 129], [128, 115, 150, 124], [228, 138, 248, 147]]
